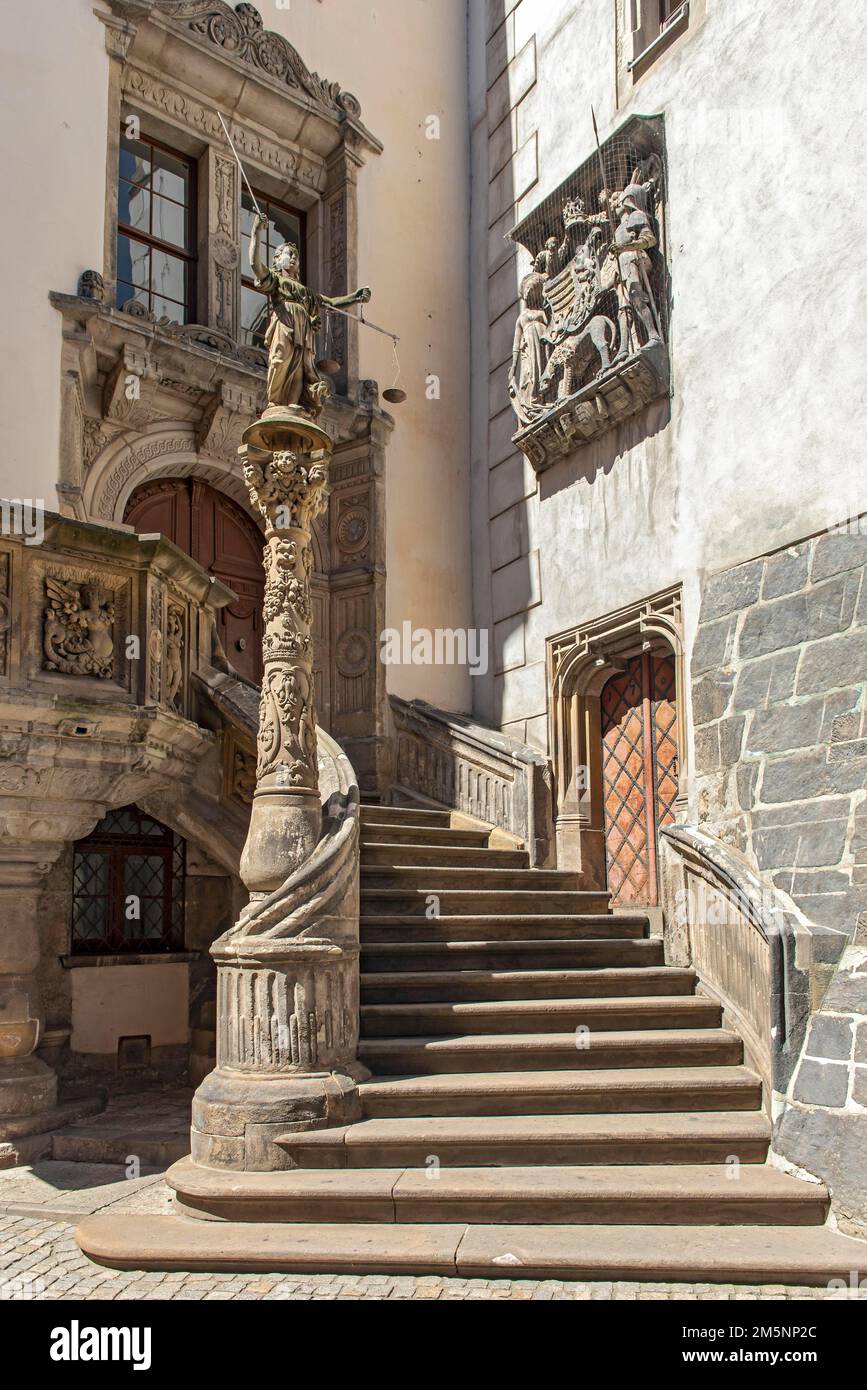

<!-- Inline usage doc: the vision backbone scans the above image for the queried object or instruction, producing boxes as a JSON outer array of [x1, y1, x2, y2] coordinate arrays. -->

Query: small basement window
[[70, 806, 185, 955]]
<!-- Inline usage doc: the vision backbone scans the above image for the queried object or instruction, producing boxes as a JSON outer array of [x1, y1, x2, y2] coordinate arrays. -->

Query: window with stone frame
[[628, 0, 690, 74], [239, 187, 306, 348], [116, 129, 197, 324], [70, 806, 185, 956]]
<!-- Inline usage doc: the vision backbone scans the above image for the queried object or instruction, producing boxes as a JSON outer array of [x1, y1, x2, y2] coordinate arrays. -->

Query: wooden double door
[[125, 479, 264, 684], [600, 650, 678, 906]]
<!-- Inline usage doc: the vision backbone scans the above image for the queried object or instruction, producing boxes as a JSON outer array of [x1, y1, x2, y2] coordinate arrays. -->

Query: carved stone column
[[0, 844, 64, 1159], [189, 415, 365, 1172], [238, 435, 330, 892]]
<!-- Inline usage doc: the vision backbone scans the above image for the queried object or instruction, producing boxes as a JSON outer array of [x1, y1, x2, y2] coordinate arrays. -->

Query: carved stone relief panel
[[29, 562, 131, 694], [332, 588, 372, 724], [42, 575, 117, 680], [507, 116, 669, 471], [0, 551, 10, 680], [165, 601, 186, 712], [333, 490, 371, 568], [207, 149, 241, 339], [147, 577, 164, 703], [223, 729, 256, 811]]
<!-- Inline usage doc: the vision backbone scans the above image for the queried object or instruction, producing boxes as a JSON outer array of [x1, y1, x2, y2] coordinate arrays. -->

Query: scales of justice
[[217, 115, 405, 897]]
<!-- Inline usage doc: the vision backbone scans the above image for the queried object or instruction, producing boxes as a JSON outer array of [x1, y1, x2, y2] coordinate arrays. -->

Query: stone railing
[[389, 695, 555, 866], [659, 825, 846, 1106]]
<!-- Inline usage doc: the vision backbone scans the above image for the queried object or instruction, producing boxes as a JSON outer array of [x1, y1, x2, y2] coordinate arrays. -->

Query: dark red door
[[600, 651, 678, 906], [124, 479, 264, 683]]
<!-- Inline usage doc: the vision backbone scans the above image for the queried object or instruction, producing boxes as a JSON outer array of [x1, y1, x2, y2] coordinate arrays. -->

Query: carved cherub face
[[272, 242, 301, 277]]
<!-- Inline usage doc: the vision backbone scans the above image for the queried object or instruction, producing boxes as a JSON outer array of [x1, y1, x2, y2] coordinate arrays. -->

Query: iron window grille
[[70, 805, 185, 956]]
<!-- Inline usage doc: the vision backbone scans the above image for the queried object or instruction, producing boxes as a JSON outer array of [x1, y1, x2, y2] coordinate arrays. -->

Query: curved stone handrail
[[228, 726, 360, 941], [659, 824, 845, 1101]]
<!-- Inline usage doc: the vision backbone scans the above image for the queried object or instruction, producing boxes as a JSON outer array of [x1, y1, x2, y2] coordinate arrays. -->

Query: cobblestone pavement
[[2, 1162, 867, 1302], [3, 1215, 867, 1301]]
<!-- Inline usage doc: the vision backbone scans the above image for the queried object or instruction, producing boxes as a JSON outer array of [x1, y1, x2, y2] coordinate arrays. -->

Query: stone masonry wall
[[691, 521, 867, 943], [691, 519, 867, 1233]]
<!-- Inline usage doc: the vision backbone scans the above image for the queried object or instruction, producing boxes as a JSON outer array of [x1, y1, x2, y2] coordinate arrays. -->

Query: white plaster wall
[[285, 0, 473, 711], [470, 0, 867, 766], [70, 962, 189, 1053], [0, 0, 473, 713], [0, 0, 110, 507]]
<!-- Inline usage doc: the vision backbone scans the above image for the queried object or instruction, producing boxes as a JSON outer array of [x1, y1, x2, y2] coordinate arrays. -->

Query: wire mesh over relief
[[506, 116, 669, 466]]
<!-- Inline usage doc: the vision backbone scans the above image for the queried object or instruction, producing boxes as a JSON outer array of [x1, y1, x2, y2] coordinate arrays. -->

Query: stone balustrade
[[390, 695, 555, 866]]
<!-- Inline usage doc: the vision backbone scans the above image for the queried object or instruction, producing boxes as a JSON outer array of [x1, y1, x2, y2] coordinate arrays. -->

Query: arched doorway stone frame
[[547, 585, 686, 885]]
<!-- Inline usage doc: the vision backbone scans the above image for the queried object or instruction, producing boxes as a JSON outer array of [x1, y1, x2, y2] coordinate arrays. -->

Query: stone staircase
[[79, 806, 867, 1282]]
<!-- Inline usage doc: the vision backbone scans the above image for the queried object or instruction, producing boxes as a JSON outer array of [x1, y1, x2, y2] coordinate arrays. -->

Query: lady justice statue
[[248, 212, 371, 430]]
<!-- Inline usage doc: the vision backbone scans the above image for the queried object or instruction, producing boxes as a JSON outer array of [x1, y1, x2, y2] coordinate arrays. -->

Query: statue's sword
[[591, 106, 633, 354], [219, 112, 398, 344], [217, 112, 264, 219]]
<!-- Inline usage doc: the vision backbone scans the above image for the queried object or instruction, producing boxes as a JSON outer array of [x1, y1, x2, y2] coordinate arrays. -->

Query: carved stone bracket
[[514, 341, 669, 471], [198, 379, 262, 461]]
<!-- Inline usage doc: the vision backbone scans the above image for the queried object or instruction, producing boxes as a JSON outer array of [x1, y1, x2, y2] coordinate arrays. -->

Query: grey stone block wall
[[691, 520, 867, 1233], [691, 522, 867, 942], [775, 944, 867, 1235]]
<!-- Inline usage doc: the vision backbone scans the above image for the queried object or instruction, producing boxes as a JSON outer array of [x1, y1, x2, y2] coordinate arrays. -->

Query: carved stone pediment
[[105, 1, 381, 159], [507, 115, 669, 471], [163, 1, 362, 118]]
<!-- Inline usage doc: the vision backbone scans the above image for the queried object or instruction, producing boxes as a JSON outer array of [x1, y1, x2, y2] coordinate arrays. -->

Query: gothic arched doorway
[[600, 650, 678, 906], [124, 478, 264, 683]]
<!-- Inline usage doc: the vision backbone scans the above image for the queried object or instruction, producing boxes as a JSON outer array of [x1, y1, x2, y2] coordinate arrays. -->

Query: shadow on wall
[[540, 394, 671, 501]]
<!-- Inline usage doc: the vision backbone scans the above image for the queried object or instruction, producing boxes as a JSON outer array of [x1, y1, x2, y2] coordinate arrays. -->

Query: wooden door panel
[[601, 651, 678, 907], [125, 478, 264, 684]]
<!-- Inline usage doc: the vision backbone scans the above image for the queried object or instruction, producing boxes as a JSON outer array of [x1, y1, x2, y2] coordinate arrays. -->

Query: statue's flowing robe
[[256, 269, 323, 411], [510, 308, 549, 425]]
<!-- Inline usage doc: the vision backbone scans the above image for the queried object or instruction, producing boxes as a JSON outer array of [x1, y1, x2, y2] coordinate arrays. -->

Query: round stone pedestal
[[0, 1055, 57, 1120], [190, 1066, 363, 1171]]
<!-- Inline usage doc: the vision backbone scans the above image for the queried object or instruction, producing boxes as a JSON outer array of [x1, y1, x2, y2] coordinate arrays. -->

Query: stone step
[[358, 1027, 742, 1074], [361, 865, 587, 891], [361, 914, 648, 943], [361, 966, 694, 1004], [360, 994, 720, 1037], [360, 843, 530, 869], [275, 1111, 771, 1168], [361, 825, 492, 848], [166, 1157, 827, 1227], [360, 889, 611, 916], [358, 1065, 763, 1117], [360, 938, 665, 972], [50, 1091, 193, 1169], [77, 1214, 867, 1283], [359, 806, 452, 828]]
